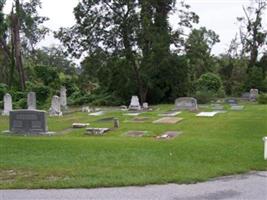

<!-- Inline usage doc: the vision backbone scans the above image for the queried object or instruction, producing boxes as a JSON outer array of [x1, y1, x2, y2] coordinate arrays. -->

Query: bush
[[195, 89, 215, 104], [196, 73, 223, 92], [0, 83, 8, 99], [257, 93, 267, 104]]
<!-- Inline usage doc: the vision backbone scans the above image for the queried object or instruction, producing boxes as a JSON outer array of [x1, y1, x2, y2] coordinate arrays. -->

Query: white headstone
[[60, 86, 67, 110], [249, 88, 258, 101], [27, 92, 36, 110], [129, 96, 141, 110], [143, 102, 149, 109], [49, 95, 62, 116], [2, 93, 12, 116]]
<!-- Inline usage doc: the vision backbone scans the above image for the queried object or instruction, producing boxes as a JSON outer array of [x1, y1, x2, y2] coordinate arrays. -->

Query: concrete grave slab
[[196, 111, 220, 117], [158, 111, 181, 117], [156, 131, 182, 140], [85, 128, 110, 135], [72, 123, 89, 128], [153, 117, 183, 124], [123, 112, 141, 116], [95, 117, 115, 122], [125, 131, 147, 137], [89, 111, 104, 116], [231, 105, 244, 111]]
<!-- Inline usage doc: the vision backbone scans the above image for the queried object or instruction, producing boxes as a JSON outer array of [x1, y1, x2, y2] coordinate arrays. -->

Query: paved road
[[1, 171, 266, 200]]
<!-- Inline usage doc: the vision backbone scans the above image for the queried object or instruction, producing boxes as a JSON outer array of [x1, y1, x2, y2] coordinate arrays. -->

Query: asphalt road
[[1, 171, 266, 200]]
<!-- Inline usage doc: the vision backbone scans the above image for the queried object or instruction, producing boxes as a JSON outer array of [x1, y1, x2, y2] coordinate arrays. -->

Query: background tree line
[[0, 0, 267, 107]]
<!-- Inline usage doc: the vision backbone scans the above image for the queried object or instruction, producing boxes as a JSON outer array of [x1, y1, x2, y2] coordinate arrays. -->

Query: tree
[[56, 0, 198, 103], [238, 0, 267, 69]]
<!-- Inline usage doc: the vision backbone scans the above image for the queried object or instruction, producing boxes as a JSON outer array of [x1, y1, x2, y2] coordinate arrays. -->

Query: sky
[[3, 0, 267, 55]]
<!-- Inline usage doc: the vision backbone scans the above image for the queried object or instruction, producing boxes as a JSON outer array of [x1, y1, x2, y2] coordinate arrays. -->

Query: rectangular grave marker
[[9, 110, 48, 134]]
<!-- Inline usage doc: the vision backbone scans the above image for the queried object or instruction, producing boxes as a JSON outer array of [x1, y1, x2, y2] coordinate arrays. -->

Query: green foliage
[[246, 67, 266, 91], [34, 65, 60, 87], [196, 73, 223, 92], [194, 89, 215, 104], [0, 83, 7, 99], [257, 93, 267, 104]]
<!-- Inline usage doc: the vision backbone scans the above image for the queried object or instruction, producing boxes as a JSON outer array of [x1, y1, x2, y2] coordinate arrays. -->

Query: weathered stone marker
[[175, 97, 198, 111], [27, 92, 36, 110], [249, 88, 258, 102], [114, 118, 119, 128], [2, 93, 12, 116], [49, 95, 62, 116], [128, 96, 141, 111], [9, 110, 48, 134], [60, 86, 68, 110]]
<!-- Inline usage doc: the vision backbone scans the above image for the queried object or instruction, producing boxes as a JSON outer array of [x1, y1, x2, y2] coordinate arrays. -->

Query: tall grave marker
[[27, 92, 36, 110], [2, 93, 12, 116]]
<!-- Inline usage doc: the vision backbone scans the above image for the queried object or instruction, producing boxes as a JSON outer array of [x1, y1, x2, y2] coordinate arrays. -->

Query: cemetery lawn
[[0, 103, 266, 189]]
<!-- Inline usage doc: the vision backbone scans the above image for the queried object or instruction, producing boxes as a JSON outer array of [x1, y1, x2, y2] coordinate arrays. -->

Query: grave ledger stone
[[2, 93, 12, 116], [27, 92, 36, 110], [9, 110, 48, 134], [175, 97, 198, 111]]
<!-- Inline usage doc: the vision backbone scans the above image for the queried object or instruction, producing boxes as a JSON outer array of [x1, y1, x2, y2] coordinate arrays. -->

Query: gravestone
[[81, 106, 90, 113], [143, 102, 149, 109], [126, 131, 147, 137], [9, 110, 48, 134], [49, 95, 62, 116], [60, 86, 68, 110], [128, 96, 141, 111], [27, 92, 36, 110], [211, 104, 224, 110], [114, 118, 119, 128], [175, 97, 198, 111], [156, 131, 182, 140], [249, 88, 258, 101], [86, 128, 110, 135], [158, 111, 181, 117], [225, 98, 238, 105], [241, 92, 250, 100], [2, 93, 12, 116], [72, 123, 89, 128]]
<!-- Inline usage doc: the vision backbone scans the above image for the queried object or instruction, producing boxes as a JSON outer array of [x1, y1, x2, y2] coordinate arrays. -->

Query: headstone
[[153, 117, 183, 124], [211, 104, 224, 110], [241, 92, 250, 100], [89, 111, 104, 116], [81, 106, 90, 113], [2, 93, 12, 116], [175, 97, 198, 111], [128, 96, 141, 111], [27, 92, 36, 110], [249, 88, 258, 101], [143, 102, 149, 109], [225, 98, 238, 105], [49, 95, 62, 116], [114, 118, 119, 128], [231, 105, 244, 111], [120, 105, 128, 111], [60, 86, 68, 110], [9, 110, 48, 134]]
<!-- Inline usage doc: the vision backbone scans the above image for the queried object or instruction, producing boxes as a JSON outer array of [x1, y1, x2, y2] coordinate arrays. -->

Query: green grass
[[0, 103, 266, 189]]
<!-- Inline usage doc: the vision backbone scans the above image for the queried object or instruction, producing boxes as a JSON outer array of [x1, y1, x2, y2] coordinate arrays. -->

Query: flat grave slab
[[231, 105, 244, 111], [153, 117, 183, 124], [123, 112, 142, 116], [196, 111, 220, 117], [85, 128, 110, 135], [211, 104, 224, 110], [95, 117, 115, 122], [156, 131, 182, 140], [89, 111, 104, 116], [158, 111, 181, 117], [125, 131, 147, 137], [72, 123, 89, 128], [128, 117, 150, 123]]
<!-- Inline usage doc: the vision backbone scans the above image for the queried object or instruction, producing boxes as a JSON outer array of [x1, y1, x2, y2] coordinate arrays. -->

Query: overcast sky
[[3, 0, 267, 55]]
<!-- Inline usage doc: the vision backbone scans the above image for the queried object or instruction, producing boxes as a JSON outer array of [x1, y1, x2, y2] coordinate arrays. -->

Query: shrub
[[257, 93, 267, 104], [195, 89, 215, 104], [196, 73, 223, 92], [0, 83, 8, 99]]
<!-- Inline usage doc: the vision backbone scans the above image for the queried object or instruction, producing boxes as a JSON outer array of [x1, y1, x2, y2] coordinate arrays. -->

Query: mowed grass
[[0, 103, 266, 189]]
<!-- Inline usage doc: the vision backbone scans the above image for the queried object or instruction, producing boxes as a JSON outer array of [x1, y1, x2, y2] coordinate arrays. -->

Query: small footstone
[[153, 117, 183, 124]]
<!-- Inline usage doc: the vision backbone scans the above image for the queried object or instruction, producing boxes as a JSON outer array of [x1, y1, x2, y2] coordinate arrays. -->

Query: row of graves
[[1, 88, 255, 137]]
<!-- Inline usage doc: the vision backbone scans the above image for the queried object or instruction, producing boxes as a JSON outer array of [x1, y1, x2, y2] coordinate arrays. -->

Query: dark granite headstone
[[9, 110, 48, 134]]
